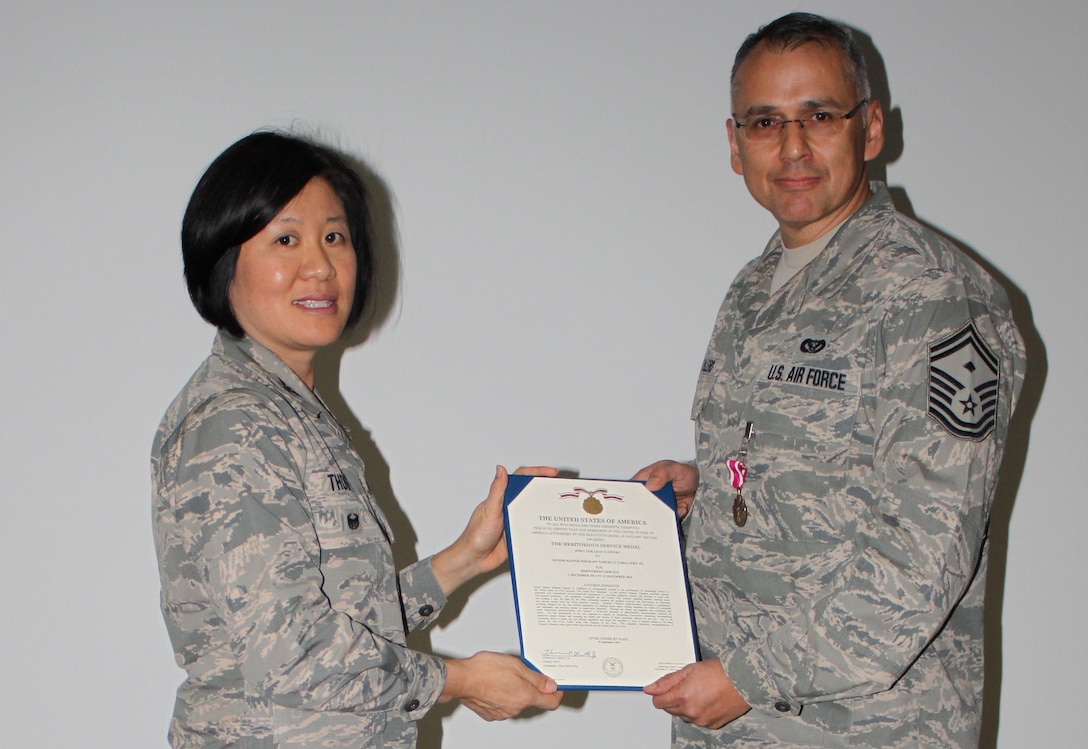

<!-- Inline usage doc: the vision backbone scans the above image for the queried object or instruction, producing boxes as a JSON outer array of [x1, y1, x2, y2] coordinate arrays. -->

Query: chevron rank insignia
[[928, 320, 1000, 440]]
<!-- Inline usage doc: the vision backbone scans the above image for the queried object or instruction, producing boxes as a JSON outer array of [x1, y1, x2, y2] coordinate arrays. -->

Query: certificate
[[503, 475, 698, 690]]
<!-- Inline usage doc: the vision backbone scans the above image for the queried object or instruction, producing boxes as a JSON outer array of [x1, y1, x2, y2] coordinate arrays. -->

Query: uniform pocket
[[305, 480, 397, 628], [752, 357, 860, 463]]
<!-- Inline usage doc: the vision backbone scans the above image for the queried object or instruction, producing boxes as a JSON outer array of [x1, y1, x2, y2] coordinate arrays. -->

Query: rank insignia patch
[[928, 321, 1000, 440]]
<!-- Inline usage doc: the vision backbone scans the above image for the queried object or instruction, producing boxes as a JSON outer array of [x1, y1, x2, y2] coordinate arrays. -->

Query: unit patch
[[928, 321, 1000, 440]]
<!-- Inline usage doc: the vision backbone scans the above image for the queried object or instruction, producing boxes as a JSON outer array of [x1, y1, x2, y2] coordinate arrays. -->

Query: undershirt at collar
[[770, 219, 846, 294]]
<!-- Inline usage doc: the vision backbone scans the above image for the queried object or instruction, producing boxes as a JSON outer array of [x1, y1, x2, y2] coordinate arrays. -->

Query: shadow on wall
[[855, 26, 1048, 749], [311, 155, 509, 749], [314, 153, 416, 571], [312, 157, 448, 744], [312, 150, 587, 749], [888, 187, 1045, 749]]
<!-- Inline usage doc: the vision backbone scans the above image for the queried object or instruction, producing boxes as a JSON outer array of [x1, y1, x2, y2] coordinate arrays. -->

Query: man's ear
[[863, 100, 885, 162]]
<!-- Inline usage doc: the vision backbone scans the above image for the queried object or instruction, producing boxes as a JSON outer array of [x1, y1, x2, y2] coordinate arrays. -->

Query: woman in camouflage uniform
[[152, 132, 560, 748]]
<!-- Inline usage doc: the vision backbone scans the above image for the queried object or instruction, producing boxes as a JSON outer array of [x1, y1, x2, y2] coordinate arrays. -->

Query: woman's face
[[229, 177, 356, 381]]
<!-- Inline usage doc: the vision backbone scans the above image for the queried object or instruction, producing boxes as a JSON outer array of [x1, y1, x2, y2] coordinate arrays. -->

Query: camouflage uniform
[[679, 183, 1025, 748], [152, 332, 447, 748]]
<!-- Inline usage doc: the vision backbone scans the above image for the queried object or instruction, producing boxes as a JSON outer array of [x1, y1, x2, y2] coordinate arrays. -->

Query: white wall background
[[0, 2, 1077, 747]]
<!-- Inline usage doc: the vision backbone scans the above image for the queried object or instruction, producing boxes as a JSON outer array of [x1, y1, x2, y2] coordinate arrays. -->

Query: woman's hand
[[432, 464, 558, 595], [440, 651, 562, 720]]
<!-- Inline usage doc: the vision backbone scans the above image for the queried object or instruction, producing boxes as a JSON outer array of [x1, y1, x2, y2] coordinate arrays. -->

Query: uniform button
[[405, 699, 420, 712], [418, 604, 434, 617], [774, 701, 791, 713]]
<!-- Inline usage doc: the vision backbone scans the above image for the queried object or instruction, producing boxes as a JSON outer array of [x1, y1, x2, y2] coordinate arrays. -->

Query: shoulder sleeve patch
[[928, 320, 1001, 440]]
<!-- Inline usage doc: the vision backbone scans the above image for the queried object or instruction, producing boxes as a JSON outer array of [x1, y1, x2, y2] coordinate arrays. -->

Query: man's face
[[727, 41, 883, 247]]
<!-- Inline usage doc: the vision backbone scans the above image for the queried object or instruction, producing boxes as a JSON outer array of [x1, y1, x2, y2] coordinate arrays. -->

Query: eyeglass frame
[[732, 99, 869, 139]]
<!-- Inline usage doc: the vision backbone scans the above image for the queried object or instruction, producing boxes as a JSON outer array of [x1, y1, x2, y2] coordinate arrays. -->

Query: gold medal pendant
[[732, 493, 748, 526]]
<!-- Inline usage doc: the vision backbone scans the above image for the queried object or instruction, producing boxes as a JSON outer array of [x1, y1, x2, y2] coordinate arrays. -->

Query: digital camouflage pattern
[[679, 184, 1026, 748], [152, 333, 447, 748]]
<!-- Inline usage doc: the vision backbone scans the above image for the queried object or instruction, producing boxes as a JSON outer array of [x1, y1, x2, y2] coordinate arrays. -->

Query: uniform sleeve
[[399, 557, 447, 633], [724, 269, 1025, 712], [157, 391, 446, 717]]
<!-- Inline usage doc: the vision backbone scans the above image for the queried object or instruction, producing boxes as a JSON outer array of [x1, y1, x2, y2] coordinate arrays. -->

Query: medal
[[729, 461, 748, 526], [728, 422, 754, 527]]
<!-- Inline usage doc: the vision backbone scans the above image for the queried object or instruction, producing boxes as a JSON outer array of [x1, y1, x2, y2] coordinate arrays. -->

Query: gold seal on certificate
[[503, 476, 699, 690]]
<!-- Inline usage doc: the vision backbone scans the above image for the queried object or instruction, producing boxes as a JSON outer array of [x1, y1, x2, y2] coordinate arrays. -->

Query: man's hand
[[643, 660, 750, 729], [632, 460, 700, 518]]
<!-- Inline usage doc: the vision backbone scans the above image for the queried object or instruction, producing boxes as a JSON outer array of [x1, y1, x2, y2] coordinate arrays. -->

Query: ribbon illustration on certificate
[[503, 475, 699, 690]]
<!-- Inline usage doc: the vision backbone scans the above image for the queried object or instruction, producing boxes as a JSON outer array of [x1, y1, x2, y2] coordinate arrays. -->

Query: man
[[636, 12, 1025, 748]]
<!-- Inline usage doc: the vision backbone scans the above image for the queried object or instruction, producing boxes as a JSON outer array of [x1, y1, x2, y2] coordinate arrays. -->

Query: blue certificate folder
[[502, 475, 699, 691]]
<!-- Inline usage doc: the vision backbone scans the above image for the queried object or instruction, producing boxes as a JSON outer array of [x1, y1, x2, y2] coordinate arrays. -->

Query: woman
[[152, 131, 560, 748]]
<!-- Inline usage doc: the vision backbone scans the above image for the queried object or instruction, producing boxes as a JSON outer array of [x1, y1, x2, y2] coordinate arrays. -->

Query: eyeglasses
[[733, 99, 868, 142]]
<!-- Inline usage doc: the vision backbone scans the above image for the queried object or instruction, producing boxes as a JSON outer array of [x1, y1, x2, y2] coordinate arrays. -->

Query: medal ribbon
[[726, 459, 747, 490]]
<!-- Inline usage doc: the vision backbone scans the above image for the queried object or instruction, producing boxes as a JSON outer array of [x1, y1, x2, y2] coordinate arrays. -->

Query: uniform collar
[[213, 331, 329, 419], [804, 181, 894, 299], [750, 181, 894, 318], [730, 182, 894, 333]]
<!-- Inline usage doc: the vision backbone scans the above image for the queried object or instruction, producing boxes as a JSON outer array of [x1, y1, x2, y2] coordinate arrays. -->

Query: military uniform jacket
[[681, 184, 1025, 748], [152, 333, 447, 748]]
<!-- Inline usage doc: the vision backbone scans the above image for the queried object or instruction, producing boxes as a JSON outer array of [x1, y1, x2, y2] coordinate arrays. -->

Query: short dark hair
[[731, 12, 870, 104], [181, 131, 375, 337]]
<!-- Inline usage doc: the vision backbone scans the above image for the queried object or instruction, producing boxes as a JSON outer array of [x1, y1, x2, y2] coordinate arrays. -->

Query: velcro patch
[[928, 321, 1000, 440]]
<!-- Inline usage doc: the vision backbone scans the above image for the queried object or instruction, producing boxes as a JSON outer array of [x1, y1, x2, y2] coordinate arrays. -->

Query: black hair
[[181, 131, 375, 336], [731, 12, 870, 104]]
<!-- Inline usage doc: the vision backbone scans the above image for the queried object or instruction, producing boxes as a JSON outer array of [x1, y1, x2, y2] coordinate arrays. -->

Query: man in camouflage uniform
[[637, 13, 1026, 748]]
